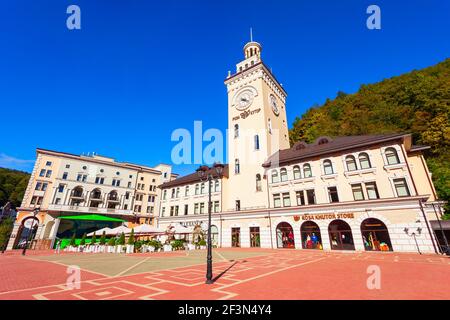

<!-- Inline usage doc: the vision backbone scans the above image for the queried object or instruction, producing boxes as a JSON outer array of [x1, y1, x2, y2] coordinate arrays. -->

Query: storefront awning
[[59, 214, 125, 222]]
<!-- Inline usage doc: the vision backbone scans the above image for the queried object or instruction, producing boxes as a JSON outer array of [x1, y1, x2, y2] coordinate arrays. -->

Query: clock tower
[[223, 39, 290, 212]]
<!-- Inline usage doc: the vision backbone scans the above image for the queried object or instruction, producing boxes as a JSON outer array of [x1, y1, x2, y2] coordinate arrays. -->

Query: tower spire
[[250, 27, 253, 42]]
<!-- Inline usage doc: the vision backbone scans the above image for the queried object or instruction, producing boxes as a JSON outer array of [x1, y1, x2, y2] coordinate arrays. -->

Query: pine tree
[[107, 237, 115, 246], [118, 232, 125, 245], [100, 231, 106, 245], [91, 232, 96, 244], [69, 233, 76, 246], [128, 229, 135, 245]]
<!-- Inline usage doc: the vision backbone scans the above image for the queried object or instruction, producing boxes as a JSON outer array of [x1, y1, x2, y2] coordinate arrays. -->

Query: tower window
[[234, 124, 239, 138], [256, 174, 262, 192], [235, 159, 240, 174], [254, 135, 260, 150]]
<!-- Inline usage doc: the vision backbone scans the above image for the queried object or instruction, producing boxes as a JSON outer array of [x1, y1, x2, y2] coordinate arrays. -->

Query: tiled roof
[[263, 133, 411, 167], [159, 165, 229, 189]]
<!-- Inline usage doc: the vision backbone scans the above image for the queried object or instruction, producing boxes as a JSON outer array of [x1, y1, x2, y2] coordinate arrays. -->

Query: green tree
[[0, 168, 30, 208], [107, 237, 116, 246], [99, 231, 106, 245], [91, 232, 96, 244], [0, 217, 14, 251]]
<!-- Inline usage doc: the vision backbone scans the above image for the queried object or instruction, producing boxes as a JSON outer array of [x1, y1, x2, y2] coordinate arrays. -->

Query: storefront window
[[301, 221, 322, 250], [250, 227, 260, 247], [276, 222, 295, 248], [328, 219, 355, 250], [361, 218, 392, 251]]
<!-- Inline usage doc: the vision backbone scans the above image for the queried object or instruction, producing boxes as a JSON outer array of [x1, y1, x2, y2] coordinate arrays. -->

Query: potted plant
[[171, 239, 185, 251], [107, 237, 116, 253], [147, 239, 161, 252], [126, 229, 135, 253], [198, 239, 207, 250], [99, 231, 106, 253], [116, 232, 125, 253]]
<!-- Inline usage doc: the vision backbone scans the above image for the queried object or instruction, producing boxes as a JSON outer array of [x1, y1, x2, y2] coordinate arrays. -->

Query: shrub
[[117, 232, 125, 245], [107, 237, 116, 246], [91, 232, 97, 244], [99, 231, 106, 245], [197, 239, 207, 246], [128, 229, 135, 245], [171, 239, 185, 250], [147, 239, 162, 250], [80, 233, 87, 246]]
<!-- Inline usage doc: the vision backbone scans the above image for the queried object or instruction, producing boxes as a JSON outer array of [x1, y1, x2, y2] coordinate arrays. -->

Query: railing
[[48, 204, 133, 216]]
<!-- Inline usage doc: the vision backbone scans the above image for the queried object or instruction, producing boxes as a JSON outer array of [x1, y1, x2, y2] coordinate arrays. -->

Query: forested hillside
[[289, 58, 449, 212], [0, 168, 30, 208]]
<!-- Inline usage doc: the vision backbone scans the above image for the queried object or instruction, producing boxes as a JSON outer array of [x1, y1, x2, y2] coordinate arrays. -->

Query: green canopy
[[59, 214, 125, 222]]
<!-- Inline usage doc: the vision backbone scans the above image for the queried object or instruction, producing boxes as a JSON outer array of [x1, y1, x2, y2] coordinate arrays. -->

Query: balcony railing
[[48, 204, 133, 216]]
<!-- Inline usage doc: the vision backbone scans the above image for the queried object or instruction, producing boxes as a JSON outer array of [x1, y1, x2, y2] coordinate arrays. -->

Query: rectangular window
[[282, 192, 291, 207], [41, 183, 48, 191], [45, 170, 52, 178], [35, 182, 42, 191], [127, 181, 132, 188], [328, 187, 339, 203], [62, 172, 68, 180], [184, 204, 188, 215], [200, 203, 205, 214], [351, 184, 365, 201], [250, 227, 260, 248], [39, 169, 45, 177], [235, 200, 241, 211], [214, 180, 220, 192], [170, 206, 174, 216], [125, 192, 130, 200], [176, 187, 180, 198], [200, 183, 205, 194], [175, 205, 179, 216], [214, 201, 220, 213], [185, 186, 189, 196], [306, 189, 316, 205], [55, 198, 61, 204], [296, 190, 305, 206], [254, 135, 260, 150], [273, 194, 281, 208], [394, 178, 410, 197], [58, 184, 65, 193], [171, 189, 175, 198], [365, 182, 380, 200], [194, 203, 199, 214], [82, 175, 87, 182], [161, 207, 165, 216], [195, 184, 199, 195], [65, 164, 70, 169], [46, 161, 52, 166]]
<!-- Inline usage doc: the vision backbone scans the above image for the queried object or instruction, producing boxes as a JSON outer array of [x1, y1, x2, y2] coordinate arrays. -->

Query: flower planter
[[148, 246, 155, 253], [163, 244, 172, 252], [200, 245, 207, 250], [116, 245, 124, 253], [126, 245, 134, 254]]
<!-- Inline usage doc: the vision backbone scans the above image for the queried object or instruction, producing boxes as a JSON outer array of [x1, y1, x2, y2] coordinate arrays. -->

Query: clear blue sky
[[0, 0, 449, 176]]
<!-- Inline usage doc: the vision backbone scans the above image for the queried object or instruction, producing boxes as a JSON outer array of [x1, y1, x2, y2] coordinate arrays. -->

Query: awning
[[59, 214, 126, 222], [87, 227, 112, 236], [430, 220, 450, 231], [133, 224, 165, 234]]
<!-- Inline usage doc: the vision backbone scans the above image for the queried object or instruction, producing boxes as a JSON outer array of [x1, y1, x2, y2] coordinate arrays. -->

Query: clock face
[[235, 90, 254, 111], [270, 94, 280, 116]]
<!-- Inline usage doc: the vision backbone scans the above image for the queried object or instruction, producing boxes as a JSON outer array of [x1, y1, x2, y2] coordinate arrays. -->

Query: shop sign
[[293, 216, 300, 222], [301, 213, 355, 221]]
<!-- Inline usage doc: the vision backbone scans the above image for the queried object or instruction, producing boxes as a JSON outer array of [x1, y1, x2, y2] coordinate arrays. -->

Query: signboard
[[301, 213, 355, 221]]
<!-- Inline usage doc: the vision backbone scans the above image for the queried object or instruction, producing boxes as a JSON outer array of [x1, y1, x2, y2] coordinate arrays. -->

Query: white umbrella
[[87, 227, 111, 236], [107, 225, 131, 235], [168, 224, 193, 234], [134, 224, 164, 234]]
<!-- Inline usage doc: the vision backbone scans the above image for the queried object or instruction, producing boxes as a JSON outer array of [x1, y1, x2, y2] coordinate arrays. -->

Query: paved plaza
[[0, 248, 449, 300]]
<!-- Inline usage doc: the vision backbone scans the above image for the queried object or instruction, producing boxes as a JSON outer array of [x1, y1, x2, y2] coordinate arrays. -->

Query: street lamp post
[[197, 162, 224, 284], [22, 207, 40, 256]]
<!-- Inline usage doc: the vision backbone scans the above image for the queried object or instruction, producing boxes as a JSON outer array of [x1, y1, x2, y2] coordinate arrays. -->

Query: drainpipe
[[419, 200, 439, 254], [265, 174, 274, 249]]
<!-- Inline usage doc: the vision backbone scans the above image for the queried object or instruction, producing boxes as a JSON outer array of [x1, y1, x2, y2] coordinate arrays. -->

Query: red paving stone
[[1, 249, 449, 300]]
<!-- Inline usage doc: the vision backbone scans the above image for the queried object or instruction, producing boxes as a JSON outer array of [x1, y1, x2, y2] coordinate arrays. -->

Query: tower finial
[[250, 27, 253, 42]]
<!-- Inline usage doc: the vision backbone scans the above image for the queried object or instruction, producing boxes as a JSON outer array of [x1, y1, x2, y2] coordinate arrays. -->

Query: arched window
[[256, 174, 262, 191], [280, 168, 288, 182], [271, 170, 279, 183], [72, 186, 83, 198], [385, 147, 400, 165], [235, 159, 240, 174], [359, 152, 371, 169], [323, 160, 334, 175], [303, 164, 312, 178], [345, 155, 357, 171], [234, 124, 239, 138], [254, 135, 260, 150], [293, 166, 301, 179]]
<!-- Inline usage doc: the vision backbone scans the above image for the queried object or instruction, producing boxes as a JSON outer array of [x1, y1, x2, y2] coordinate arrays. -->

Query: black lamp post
[[196, 162, 224, 284], [22, 207, 40, 256]]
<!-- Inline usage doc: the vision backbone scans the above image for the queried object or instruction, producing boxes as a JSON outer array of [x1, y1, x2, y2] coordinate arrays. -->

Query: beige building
[[6, 149, 175, 250], [158, 40, 446, 254]]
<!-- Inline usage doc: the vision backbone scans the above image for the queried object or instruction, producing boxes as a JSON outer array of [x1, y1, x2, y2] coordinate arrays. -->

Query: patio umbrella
[[168, 224, 193, 234], [107, 225, 131, 235], [87, 227, 111, 236], [134, 224, 165, 234]]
